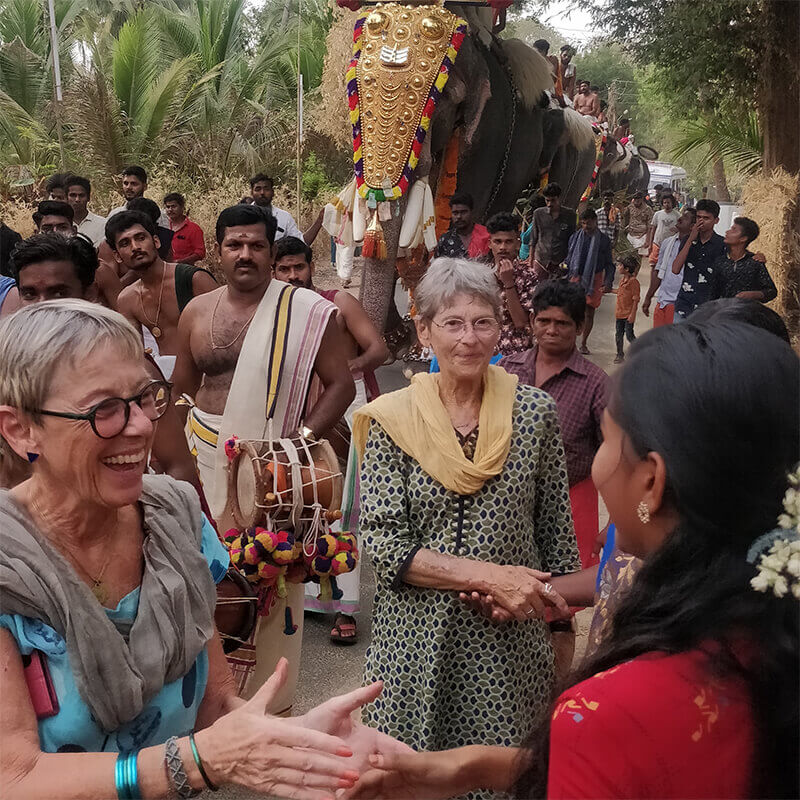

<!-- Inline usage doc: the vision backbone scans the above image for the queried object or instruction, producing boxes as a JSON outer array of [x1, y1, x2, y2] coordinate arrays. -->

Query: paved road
[[216, 265, 654, 799]]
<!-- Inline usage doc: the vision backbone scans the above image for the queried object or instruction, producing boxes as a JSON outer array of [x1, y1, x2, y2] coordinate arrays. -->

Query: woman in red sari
[[348, 320, 799, 800]]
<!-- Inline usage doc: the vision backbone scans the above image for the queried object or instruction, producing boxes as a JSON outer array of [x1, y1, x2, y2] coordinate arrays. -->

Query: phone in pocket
[[22, 650, 59, 719]]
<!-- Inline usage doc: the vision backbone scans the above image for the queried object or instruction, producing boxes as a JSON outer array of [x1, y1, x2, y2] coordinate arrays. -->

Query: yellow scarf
[[352, 365, 519, 495]]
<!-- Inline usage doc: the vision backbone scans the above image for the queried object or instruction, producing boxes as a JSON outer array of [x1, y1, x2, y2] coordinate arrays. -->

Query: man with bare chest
[[110, 211, 218, 378], [173, 204, 354, 710]]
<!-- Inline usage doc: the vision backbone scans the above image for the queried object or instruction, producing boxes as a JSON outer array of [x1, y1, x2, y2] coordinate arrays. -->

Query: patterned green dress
[[360, 384, 580, 774]]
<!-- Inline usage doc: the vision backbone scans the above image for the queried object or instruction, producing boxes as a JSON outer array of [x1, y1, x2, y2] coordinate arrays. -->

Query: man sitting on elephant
[[486, 213, 537, 356], [435, 193, 491, 260]]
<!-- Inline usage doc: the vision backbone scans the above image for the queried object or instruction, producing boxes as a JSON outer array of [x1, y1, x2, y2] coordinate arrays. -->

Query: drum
[[215, 565, 258, 654], [227, 436, 343, 529]]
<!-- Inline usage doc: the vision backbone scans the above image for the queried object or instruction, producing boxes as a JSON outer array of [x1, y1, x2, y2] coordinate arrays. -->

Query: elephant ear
[[434, 32, 491, 150], [497, 38, 553, 110]]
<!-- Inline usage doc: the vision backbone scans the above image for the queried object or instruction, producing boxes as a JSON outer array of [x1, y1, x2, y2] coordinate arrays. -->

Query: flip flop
[[330, 614, 358, 645]]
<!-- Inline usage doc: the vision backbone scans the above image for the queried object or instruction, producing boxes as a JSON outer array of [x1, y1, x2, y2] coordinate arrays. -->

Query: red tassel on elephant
[[362, 212, 387, 260]]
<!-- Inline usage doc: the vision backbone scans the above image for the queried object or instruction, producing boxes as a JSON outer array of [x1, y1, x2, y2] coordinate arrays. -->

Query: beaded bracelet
[[189, 732, 218, 792], [115, 750, 141, 800]]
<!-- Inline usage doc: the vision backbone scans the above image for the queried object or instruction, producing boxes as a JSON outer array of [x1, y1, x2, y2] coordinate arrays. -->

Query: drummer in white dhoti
[[172, 204, 355, 714], [273, 236, 389, 645]]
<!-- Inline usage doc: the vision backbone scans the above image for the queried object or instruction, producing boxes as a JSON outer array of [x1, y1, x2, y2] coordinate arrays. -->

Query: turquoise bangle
[[115, 752, 131, 800], [115, 751, 141, 800], [126, 751, 141, 800], [189, 732, 218, 792]]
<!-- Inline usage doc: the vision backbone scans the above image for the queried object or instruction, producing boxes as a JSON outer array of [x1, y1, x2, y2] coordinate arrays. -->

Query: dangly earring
[[636, 500, 650, 524]]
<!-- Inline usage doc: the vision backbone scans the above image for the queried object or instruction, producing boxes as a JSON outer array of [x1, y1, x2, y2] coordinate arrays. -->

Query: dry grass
[[312, 8, 356, 151], [740, 168, 800, 340]]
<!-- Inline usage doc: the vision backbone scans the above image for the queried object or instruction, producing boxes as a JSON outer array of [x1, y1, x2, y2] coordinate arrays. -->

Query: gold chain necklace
[[139, 265, 167, 339], [209, 288, 258, 350], [30, 497, 117, 605]]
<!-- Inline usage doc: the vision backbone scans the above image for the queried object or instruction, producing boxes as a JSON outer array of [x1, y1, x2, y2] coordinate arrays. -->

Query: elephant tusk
[[399, 179, 427, 249], [352, 195, 367, 244]]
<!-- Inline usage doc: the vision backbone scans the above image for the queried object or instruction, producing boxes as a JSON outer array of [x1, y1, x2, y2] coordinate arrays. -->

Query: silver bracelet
[[164, 736, 200, 798]]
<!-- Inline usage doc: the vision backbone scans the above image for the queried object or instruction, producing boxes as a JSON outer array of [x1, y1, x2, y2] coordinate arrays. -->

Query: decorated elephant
[[596, 139, 652, 198], [325, 2, 558, 334]]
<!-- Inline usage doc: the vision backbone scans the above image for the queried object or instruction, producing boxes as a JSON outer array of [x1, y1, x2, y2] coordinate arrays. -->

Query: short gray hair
[[0, 300, 144, 418], [414, 257, 502, 320]]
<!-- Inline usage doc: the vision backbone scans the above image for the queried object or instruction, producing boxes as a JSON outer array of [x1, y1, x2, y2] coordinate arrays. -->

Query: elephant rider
[[435, 193, 491, 260], [574, 80, 600, 119], [557, 44, 576, 102], [486, 212, 538, 356], [522, 182, 576, 282], [173, 203, 354, 711], [273, 235, 388, 647]]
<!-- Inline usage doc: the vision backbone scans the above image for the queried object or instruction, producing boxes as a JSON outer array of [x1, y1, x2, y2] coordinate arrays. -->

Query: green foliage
[[300, 151, 337, 203], [672, 112, 762, 176], [583, 0, 761, 117], [0, 0, 337, 191]]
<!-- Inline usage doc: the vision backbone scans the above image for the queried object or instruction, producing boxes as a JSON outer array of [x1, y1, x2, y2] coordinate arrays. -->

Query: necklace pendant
[[151, 325, 162, 339], [92, 581, 108, 605]]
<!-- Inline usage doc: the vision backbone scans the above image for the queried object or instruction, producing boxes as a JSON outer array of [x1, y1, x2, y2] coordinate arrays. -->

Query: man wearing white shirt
[[65, 175, 106, 247], [249, 172, 323, 244], [641, 207, 696, 327], [107, 165, 170, 227]]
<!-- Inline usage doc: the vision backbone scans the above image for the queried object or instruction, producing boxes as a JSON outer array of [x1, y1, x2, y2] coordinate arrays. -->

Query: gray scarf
[[0, 475, 216, 732]]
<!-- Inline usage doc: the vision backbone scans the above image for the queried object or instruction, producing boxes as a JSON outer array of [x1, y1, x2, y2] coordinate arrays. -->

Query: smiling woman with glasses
[[0, 300, 379, 800], [35, 379, 171, 439], [351, 258, 580, 776]]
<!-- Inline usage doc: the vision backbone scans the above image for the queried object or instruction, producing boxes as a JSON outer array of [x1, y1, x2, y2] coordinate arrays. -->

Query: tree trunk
[[711, 156, 732, 202], [760, 0, 800, 174]]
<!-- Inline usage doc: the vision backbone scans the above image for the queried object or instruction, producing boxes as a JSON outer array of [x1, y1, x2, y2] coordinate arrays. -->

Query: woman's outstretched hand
[[342, 749, 476, 800], [196, 658, 361, 800], [292, 681, 414, 771]]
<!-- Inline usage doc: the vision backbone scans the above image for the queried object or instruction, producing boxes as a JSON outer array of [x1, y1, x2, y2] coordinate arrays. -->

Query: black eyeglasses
[[35, 380, 172, 439]]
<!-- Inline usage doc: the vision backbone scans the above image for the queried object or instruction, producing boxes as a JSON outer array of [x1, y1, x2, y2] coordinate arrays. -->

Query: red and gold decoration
[[347, 4, 466, 205], [580, 125, 607, 203]]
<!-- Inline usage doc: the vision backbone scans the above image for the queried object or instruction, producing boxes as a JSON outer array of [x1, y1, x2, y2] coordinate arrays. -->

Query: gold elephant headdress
[[346, 4, 467, 205]]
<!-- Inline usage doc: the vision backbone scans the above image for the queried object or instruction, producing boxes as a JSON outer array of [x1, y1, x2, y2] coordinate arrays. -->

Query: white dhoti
[[142, 325, 176, 379], [627, 233, 649, 256], [304, 377, 367, 616], [186, 280, 335, 713]]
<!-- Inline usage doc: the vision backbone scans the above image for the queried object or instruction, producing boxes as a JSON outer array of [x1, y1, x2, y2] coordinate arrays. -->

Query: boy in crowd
[[612, 254, 640, 363]]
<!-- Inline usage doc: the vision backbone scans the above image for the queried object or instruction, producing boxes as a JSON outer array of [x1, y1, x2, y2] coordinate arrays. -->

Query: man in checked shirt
[[500, 280, 608, 571]]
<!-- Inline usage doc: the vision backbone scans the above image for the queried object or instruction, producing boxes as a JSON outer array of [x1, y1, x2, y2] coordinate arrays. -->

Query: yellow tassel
[[362, 211, 387, 259]]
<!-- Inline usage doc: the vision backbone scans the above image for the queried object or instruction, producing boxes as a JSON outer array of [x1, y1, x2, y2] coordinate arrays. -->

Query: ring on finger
[[525, 607, 535, 616], [543, 583, 553, 595]]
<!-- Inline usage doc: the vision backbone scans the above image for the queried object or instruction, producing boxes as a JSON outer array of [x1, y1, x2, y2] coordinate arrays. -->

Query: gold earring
[[637, 501, 650, 524]]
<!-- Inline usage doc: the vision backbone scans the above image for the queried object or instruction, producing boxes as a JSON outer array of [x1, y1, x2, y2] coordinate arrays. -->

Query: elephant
[[336, 4, 556, 334], [596, 140, 651, 198]]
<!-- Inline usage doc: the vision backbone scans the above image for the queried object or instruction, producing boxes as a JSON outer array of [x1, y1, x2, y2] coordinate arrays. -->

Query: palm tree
[[671, 112, 763, 177]]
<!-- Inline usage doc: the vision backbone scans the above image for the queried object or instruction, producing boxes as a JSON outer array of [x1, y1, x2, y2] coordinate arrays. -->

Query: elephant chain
[[484, 59, 518, 219]]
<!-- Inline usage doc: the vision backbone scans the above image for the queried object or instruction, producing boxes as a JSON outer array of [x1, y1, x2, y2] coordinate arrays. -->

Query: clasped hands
[[458, 565, 569, 624]]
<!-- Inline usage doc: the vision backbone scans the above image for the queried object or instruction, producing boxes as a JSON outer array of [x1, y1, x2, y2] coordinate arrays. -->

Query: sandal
[[330, 613, 358, 645]]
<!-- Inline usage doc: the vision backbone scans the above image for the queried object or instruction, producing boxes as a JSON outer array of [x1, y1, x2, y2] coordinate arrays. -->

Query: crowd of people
[[0, 160, 796, 800]]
